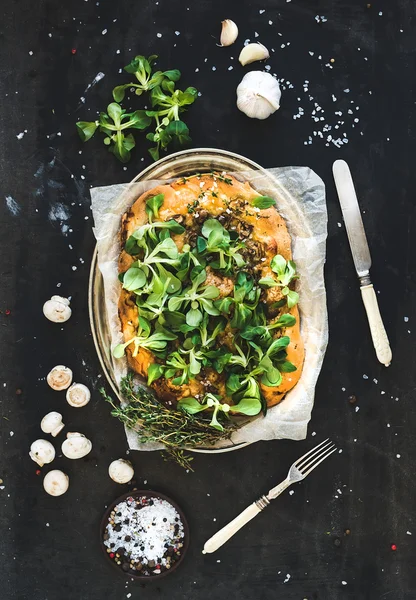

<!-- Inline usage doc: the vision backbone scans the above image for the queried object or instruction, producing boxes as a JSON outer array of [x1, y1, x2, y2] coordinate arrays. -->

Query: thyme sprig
[[101, 374, 238, 470]]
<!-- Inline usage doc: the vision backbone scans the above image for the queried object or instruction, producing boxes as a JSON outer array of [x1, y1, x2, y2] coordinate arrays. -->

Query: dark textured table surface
[[1, 0, 416, 599]]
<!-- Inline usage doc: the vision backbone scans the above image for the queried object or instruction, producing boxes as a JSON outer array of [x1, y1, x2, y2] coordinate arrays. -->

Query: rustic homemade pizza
[[114, 172, 304, 423]]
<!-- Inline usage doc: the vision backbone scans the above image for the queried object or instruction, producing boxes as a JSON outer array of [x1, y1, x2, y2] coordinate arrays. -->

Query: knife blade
[[332, 160, 371, 278], [332, 159, 392, 366]]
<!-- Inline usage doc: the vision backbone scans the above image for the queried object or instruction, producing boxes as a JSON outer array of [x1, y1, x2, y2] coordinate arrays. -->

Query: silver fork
[[203, 439, 337, 554]]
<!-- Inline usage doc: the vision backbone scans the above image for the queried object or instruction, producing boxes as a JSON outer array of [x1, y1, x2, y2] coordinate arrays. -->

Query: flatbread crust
[[118, 173, 304, 408]]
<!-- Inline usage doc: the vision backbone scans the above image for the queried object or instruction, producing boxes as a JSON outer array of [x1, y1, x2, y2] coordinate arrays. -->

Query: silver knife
[[332, 159, 392, 366]]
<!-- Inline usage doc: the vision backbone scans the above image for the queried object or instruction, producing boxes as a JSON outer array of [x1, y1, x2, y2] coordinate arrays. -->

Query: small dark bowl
[[100, 490, 189, 581]]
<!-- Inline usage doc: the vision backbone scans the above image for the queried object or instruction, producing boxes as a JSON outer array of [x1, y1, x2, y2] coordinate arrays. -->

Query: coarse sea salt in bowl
[[100, 490, 189, 580]]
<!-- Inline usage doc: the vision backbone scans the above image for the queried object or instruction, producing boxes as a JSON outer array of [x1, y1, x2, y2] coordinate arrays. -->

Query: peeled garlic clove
[[239, 42, 270, 66], [237, 71, 281, 120], [47, 365, 73, 391], [66, 383, 91, 408], [29, 439, 56, 467], [41, 412, 65, 437], [43, 470, 69, 496], [43, 295, 72, 323], [108, 459, 135, 484], [219, 19, 238, 47], [62, 432, 92, 459]]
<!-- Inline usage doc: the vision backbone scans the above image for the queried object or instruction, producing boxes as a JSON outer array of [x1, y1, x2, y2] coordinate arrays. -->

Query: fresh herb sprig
[[112, 55, 181, 101], [179, 392, 262, 431], [102, 374, 238, 470], [259, 254, 300, 308], [76, 102, 151, 163], [76, 55, 197, 163]]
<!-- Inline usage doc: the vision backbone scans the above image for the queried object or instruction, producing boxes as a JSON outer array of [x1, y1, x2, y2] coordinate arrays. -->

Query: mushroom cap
[[29, 439, 56, 467], [43, 470, 69, 496], [108, 459, 134, 484], [66, 383, 91, 408], [61, 432, 92, 459], [41, 412, 65, 437], [43, 296, 72, 323], [47, 365, 73, 391]]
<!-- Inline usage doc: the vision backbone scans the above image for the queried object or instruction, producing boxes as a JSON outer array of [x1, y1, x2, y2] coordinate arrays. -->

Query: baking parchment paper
[[91, 166, 328, 449]]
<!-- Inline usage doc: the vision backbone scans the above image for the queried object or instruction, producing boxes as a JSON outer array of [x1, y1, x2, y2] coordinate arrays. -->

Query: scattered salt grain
[[284, 574, 291, 583], [289, 490, 294, 496], [355, 406, 360, 413], [102, 29, 107, 35], [342, 581, 347, 586], [404, 316, 409, 322], [396, 454, 401, 459], [157, 33, 162, 38], [406, 531, 412, 535]]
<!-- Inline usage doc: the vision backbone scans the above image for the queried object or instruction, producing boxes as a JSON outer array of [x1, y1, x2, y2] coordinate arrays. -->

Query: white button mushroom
[[43, 470, 69, 496], [61, 432, 92, 459], [108, 459, 135, 484], [41, 412, 65, 437], [29, 439, 56, 467], [47, 365, 73, 391], [66, 383, 91, 408], [43, 295, 72, 323]]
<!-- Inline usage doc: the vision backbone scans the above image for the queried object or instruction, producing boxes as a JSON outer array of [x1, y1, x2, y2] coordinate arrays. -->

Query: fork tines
[[296, 439, 337, 476]]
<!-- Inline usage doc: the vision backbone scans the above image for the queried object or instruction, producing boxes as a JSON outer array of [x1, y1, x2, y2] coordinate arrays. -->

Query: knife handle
[[360, 284, 392, 366], [202, 500, 265, 554]]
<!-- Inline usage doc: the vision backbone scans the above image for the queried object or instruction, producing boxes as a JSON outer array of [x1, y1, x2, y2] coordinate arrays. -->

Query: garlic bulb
[[43, 470, 69, 496], [47, 365, 73, 391], [236, 71, 281, 120], [43, 295, 72, 323], [66, 383, 91, 408], [239, 43, 269, 66], [219, 19, 238, 47]]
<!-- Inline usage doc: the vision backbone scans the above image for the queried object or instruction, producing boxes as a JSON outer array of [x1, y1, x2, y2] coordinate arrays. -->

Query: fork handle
[[202, 498, 269, 554]]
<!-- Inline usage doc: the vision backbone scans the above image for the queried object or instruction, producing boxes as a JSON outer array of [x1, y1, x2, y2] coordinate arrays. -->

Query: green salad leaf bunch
[[76, 55, 197, 163]]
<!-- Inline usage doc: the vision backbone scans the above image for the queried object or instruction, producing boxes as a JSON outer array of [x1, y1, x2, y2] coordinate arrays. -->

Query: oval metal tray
[[88, 148, 285, 453]]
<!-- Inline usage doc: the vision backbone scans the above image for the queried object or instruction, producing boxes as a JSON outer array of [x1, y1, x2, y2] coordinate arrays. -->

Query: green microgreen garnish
[[251, 196, 277, 209], [76, 102, 151, 163], [259, 254, 300, 308], [196, 219, 246, 273], [76, 55, 197, 163]]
